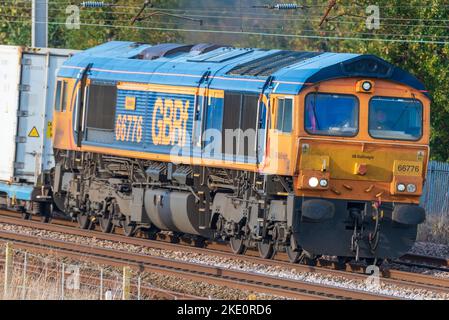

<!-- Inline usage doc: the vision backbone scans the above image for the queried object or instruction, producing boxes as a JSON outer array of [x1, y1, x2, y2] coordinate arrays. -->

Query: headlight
[[406, 184, 417, 193], [362, 81, 372, 91], [397, 183, 406, 192], [308, 177, 319, 188], [319, 179, 328, 187]]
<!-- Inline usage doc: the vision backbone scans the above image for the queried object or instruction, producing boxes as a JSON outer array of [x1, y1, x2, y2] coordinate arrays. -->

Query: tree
[[0, 0, 182, 49], [245, 0, 449, 161]]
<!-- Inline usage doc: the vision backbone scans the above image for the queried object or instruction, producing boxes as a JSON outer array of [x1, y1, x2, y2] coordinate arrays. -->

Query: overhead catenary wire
[[3, 6, 449, 32], [0, 0, 444, 24], [5, 19, 448, 45], [39, 4, 449, 24], [28, 15, 449, 40], [5, 4, 445, 33], [2, 12, 449, 42], [2, 13, 449, 41], [40, 6, 449, 30], [3, 0, 449, 9], [1, 1, 448, 45]]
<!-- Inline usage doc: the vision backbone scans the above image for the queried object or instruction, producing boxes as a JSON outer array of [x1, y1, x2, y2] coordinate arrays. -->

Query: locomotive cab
[[286, 77, 430, 260]]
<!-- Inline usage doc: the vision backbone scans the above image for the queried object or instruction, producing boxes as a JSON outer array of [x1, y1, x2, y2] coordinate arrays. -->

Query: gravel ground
[[409, 241, 449, 259], [0, 222, 448, 300], [385, 262, 449, 279], [379, 241, 449, 279]]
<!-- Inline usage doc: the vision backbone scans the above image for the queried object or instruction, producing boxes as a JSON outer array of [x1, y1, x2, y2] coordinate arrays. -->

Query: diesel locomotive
[[22, 42, 432, 262]]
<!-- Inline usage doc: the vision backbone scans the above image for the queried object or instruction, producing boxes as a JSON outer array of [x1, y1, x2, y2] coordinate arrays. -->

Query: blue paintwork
[[0, 182, 33, 201], [62, 41, 428, 165], [58, 41, 428, 96]]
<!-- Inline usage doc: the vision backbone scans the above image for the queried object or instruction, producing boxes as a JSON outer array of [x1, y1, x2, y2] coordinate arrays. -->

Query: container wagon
[[0, 46, 77, 220]]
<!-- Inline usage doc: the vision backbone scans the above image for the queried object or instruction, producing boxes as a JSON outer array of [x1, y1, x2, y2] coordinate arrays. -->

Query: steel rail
[[0, 229, 395, 300], [394, 253, 449, 271], [0, 212, 447, 296]]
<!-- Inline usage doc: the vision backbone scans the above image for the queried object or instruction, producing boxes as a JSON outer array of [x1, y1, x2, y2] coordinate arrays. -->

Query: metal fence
[[420, 161, 449, 216], [0, 243, 190, 300]]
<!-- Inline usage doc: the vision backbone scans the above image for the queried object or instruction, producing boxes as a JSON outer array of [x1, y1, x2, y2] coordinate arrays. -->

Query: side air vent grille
[[136, 43, 193, 60], [190, 43, 224, 55], [227, 51, 321, 77]]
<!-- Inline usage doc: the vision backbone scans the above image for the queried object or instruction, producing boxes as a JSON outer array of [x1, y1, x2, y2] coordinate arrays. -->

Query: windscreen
[[305, 93, 359, 137], [369, 97, 423, 140]]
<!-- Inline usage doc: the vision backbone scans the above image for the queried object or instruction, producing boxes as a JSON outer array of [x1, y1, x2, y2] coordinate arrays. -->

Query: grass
[[417, 213, 449, 246], [0, 248, 278, 300], [0, 259, 123, 300]]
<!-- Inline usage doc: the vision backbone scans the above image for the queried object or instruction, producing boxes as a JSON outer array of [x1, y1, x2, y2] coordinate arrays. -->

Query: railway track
[[394, 253, 449, 271], [0, 211, 447, 299], [0, 226, 394, 300]]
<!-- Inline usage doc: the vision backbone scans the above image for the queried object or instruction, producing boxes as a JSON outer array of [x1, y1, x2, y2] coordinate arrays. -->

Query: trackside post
[[122, 266, 131, 300], [3, 242, 13, 298]]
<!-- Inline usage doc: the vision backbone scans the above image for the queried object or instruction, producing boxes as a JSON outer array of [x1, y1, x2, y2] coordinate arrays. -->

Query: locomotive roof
[[59, 41, 428, 96]]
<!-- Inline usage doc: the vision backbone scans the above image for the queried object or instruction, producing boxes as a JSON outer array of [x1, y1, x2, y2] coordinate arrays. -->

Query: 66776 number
[[396, 164, 420, 173], [115, 114, 143, 143]]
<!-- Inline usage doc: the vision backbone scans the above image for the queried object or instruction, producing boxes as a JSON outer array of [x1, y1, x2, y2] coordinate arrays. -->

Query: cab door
[[264, 95, 295, 175]]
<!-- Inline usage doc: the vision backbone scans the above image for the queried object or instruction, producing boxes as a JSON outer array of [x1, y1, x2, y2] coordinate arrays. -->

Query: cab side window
[[54, 80, 62, 111], [276, 98, 293, 133], [61, 81, 68, 112], [54, 80, 68, 112]]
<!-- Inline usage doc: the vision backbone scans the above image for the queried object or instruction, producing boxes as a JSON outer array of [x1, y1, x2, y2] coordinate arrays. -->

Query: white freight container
[[0, 46, 22, 182], [0, 46, 77, 187]]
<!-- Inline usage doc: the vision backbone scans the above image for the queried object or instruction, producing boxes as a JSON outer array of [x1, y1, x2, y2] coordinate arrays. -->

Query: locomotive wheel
[[169, 234, 180, 243], [302, 253, 321, 266], [143, 231, 157, 240], [52, 192, 66, 213], [286, 235, 301, 263], [229, 237, 246, 255], [336, 256, 351, 269], [122, 222, 137, 237], [194, 237, 206, 248], [286, 246, 302, 263], [142, 226, 159, 240], [257, 241, 275, 259], [99, 216, 113, 233], [39, 203, 53, 223], [77, 214, 94, 230], [40, 213, 52, 223], [22, 212, 31, 220], [365, 258, 384, 267]]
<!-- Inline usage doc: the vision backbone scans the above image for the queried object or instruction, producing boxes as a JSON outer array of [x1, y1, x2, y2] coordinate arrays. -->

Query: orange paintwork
[[293, 78, 430, 204], [52, 76, 430, 205], [53, 78, 77, 150]]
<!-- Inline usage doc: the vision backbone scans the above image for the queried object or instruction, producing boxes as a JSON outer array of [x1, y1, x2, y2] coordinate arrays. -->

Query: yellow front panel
[[392, 160, 423, 177], [291, 78, 430, 204], [299, 140, 427, 182]]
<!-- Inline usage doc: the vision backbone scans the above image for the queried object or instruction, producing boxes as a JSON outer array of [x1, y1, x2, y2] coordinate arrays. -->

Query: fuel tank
[[144, 189, 210, 237]]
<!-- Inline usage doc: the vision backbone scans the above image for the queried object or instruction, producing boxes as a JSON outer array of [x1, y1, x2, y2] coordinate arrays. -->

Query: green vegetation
[[0, 0, 447, 160]]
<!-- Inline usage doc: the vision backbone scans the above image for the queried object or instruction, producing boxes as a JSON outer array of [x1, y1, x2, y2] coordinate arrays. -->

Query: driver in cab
[[371, 108, 394, 130]]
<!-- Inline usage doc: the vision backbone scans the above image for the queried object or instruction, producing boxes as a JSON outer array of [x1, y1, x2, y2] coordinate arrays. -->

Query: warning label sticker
[[28, 126, 40, 138], [46, 121, 53, 138]]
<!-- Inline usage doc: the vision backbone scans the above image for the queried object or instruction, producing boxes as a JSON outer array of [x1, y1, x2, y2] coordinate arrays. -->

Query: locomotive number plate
[[393, 160, 422, 176]]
